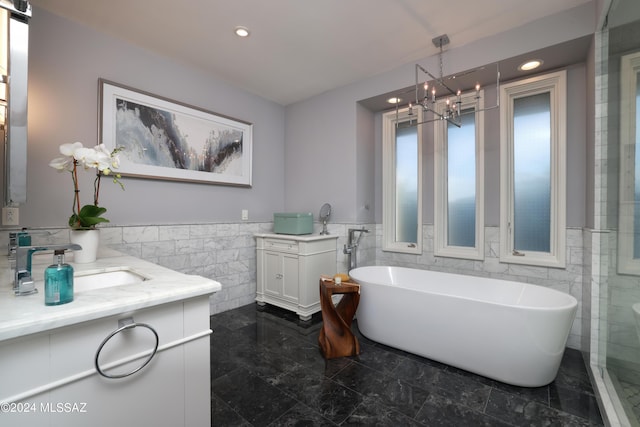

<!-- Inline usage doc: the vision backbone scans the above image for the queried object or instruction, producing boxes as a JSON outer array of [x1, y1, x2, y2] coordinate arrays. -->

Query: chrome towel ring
[[95, 317, 159, 379]]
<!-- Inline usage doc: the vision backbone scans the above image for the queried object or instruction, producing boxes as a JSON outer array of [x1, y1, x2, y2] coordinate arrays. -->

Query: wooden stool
[[318, 277, 360, 359]]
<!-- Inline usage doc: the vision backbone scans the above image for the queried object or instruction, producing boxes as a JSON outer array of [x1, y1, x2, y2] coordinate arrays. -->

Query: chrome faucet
[[14, 244, 81, 295], [8, 229, 53, 258], [343, 227, 369, 270]]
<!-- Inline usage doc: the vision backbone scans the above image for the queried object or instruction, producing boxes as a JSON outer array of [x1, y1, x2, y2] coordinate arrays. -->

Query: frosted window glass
[[396, 125, 418, 243], [447, 111, 476, 247], [513, 93, 551, 252], [634, 73, 640, 258]]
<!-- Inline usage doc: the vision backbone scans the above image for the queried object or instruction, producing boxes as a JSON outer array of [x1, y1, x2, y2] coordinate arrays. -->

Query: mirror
[[1, 0, 30, 206], [319, 203, 331, 235]]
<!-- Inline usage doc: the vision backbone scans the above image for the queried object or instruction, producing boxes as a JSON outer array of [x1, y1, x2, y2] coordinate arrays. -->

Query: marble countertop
[[0, 248, 221, 342]]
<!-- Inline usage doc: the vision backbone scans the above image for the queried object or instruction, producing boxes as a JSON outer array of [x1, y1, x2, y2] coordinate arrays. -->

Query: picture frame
[[98, 79, 253, 187]]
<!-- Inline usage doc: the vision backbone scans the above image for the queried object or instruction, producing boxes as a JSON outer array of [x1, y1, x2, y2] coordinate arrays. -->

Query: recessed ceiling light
[[518, 59, 543, 71], [387, 97, 402, 104], [234, 26, 250, 37]]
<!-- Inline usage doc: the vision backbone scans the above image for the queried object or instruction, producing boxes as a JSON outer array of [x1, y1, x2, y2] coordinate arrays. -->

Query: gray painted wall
[[23, 7, 286, 228], [284, 3, 597, 224], [12, 4, 596, 230]]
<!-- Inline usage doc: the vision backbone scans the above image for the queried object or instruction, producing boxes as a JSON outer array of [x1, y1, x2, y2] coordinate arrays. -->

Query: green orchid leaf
[[69, 204, 110, 229]]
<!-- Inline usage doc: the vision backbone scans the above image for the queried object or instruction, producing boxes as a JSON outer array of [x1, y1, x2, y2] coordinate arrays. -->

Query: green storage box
[[273, 212, 313, 235]]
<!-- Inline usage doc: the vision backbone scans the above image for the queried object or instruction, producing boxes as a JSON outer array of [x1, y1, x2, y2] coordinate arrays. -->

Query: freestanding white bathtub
[[349, 266, 578, 387]]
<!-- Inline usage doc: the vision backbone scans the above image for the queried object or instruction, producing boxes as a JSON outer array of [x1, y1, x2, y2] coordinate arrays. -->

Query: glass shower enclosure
[[592, 1, 640, 425]]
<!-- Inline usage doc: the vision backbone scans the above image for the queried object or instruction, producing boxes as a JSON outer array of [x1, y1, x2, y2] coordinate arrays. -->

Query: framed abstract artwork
[[99, 79, 253, 187]]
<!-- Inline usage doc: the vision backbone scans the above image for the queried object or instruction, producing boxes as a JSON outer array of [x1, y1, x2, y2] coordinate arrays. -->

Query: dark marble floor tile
[[272, 335, 328, 372], [351, 341, 406, 375], [211, 307, 257, 332], [269, 364, 363, 424], [268, 402, 339, 426], [414, 391, 511, 427], [343, 396, 426, 426], [553, 366, 596, 397], [323, 357, 353, 379], [392, 357, 491, 412], [391, 355, 442, 389], [550, 384, 604, 425], [430, 370, 492, 412], [212, 368, 299, 427], [485, 388, 593, 426], [210, 305, 605, 427], [445, 363, 551, 405], [334, 361, 429, 418], [212, 393, 252, 426]]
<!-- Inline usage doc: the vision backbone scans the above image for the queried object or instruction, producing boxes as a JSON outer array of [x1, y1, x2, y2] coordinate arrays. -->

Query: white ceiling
[[29, 0, 592, 106]]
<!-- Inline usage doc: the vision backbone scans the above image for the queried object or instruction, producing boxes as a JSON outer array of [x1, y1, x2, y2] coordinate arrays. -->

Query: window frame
[[382, 106, 423, 254], [499, 70, 567, 268], [434, 92, 485, 260], [618, 51, 640, 275]]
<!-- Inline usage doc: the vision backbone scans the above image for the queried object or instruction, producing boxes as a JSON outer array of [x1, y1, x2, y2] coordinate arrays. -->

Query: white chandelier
[[397, 34, 500, 128]]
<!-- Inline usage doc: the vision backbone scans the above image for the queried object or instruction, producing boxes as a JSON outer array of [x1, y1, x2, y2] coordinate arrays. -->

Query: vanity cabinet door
[[0, 333, 51, 426], [281, 252, 300, 302], [263, 250, 299, 303]]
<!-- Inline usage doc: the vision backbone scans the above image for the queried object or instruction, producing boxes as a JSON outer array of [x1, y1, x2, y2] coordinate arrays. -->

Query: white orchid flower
[[72, 147, 107, 171], [94, 144, 110, 155], [50, 142, 84, 171], [96, 144, 122, 168], [49, 156, 74, 171], [60, 142, 84, 157]]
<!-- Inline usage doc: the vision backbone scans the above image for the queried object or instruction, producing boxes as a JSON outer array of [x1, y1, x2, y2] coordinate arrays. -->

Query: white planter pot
[[70, 229, 100, 263]]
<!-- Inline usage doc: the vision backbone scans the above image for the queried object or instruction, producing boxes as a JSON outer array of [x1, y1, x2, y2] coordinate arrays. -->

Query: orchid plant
[[49, 142, 124, 230]]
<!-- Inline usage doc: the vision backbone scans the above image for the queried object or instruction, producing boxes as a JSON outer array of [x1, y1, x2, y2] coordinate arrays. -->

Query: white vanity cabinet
[[255, 233, 338, 320], [0, 296, 212, 427]]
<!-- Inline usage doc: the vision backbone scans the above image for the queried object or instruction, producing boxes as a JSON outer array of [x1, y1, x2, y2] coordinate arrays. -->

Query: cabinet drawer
[[49, 302, 185, 380], [264, 239, 299, 253]]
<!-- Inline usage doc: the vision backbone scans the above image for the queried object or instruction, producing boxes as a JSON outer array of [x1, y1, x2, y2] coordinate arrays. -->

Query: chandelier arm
[[415, 64, 459, 101], [399, 103, 500, 129], [398, 115, 461, 129]]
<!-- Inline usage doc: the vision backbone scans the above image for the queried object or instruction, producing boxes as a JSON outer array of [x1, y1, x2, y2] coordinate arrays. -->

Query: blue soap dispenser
[[44, 249, 74, 306]]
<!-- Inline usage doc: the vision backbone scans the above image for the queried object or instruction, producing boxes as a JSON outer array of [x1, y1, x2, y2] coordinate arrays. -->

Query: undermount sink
[[73, 269, 148, 291]]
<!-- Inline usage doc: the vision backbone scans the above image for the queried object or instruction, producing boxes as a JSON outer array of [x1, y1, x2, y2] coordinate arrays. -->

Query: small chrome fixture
[[344, 227, 369, 270], [394, 34, 500, 129]]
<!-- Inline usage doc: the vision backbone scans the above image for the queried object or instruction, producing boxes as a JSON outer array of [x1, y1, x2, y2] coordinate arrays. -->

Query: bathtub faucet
[[344, 227, 369, 270]]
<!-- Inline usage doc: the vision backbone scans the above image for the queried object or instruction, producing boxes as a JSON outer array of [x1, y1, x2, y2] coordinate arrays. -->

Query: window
[[618, 52, 640, 274], [382, 107, 423, 253], [434, 92, 485, 259], [500, 70, 566, 268]]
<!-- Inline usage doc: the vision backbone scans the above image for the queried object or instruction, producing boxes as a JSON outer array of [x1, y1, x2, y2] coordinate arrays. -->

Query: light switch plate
[[241, 209, 249, 221]]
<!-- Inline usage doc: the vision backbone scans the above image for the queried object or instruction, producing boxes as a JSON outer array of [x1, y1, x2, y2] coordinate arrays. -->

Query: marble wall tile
[[122, 226, 159, 243], [16, 221, 587, 350], [141, 240, 176, 258], [158, 225, 190, 241]]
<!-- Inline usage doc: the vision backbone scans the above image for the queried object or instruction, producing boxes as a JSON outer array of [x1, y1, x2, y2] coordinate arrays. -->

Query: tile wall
[[2, 222, 583, 349]]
